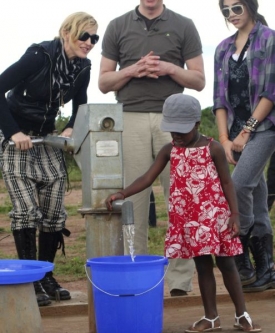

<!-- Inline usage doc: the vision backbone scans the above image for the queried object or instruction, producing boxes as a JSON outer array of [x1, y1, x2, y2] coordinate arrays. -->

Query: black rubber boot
[[39, 230, 71, 301], [234, 230, 256, 286], [243, 234, 275, 292], [40, 272, 71, 301], [13, 229, 51, 306]]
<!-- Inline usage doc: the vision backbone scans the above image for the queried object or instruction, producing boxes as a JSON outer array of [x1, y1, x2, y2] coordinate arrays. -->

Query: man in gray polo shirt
[[99, 0, 205, 296]]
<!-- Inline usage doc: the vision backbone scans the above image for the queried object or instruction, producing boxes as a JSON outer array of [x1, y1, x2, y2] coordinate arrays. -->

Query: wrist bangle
[[242, 126, 253, 133], [219, 134, 229, 144], [219, 134, 228, 139], [240, 129, 251, 138], [220, 138, 229, 144], [246, 117, 260, 131]]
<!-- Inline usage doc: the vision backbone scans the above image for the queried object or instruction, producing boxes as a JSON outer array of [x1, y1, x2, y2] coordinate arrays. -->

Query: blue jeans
[[232, 129, 275, 237]]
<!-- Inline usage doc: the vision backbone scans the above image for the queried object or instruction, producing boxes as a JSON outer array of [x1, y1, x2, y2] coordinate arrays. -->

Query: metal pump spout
[[43, 135, 74, 152], [9, 135, 75, 153], [111, 200, 134, 225]]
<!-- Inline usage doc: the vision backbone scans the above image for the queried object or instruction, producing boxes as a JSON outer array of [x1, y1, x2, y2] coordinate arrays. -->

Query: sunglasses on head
[[78, 32, 99, 45], [221, 4, 244, 18]]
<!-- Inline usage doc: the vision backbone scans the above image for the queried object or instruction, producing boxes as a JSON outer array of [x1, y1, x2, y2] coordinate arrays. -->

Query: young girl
[[106, 93, 261, 332], [214, 0, 275, 293]]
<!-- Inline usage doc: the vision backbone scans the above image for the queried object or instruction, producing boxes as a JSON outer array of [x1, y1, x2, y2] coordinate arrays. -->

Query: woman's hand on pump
[[11, 132, 33, 150]]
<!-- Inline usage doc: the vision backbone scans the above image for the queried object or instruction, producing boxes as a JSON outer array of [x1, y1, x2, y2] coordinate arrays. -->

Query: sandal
[[185, 316, 222, 332], [234, 312, 261, 332]]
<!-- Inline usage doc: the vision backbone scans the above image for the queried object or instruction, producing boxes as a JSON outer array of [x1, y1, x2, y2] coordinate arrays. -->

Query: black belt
[[21, 130, 52, 137]]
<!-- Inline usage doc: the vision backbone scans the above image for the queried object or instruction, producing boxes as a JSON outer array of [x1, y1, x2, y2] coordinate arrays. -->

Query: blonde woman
[[0, 12, 99, 306]]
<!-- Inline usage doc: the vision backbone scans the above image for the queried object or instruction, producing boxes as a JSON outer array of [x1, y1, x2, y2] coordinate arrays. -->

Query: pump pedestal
[[73, 103, 125, 333]]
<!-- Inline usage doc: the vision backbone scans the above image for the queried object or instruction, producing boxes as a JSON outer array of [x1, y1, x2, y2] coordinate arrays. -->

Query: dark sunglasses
[[78, 32, 99, 45], [221, 4, 244, 18]]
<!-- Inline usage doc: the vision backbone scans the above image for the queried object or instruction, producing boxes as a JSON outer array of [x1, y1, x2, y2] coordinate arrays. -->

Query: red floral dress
[[165, 137, 242, 259]]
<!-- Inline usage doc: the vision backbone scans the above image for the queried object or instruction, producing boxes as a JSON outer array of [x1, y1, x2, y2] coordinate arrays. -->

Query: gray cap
[[160, 93, 201, 133]]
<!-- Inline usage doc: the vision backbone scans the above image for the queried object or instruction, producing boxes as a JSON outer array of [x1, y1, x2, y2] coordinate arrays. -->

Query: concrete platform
[[40, 274, 275, 333]]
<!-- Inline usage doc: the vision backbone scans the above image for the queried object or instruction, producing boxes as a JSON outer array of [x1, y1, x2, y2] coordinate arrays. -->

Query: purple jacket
[[213, 21, 275, 131]]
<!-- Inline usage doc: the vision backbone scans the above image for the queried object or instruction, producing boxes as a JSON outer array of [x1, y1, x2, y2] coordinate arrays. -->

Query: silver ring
[[243, 144, 246, 150]]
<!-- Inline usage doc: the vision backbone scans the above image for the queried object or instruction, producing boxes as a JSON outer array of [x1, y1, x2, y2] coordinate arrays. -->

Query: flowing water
[[123, 224, 135, 262]]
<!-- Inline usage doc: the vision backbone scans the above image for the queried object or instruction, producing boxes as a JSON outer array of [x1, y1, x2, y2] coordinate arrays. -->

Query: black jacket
[[1, 39, 91, 138]]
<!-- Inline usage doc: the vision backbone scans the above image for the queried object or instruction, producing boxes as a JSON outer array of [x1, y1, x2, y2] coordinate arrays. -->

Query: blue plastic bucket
[[86, 255, 168, 333], [0, 259, 54, 284]]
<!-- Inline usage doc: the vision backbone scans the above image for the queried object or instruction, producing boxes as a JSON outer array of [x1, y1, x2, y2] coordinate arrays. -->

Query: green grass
[[270, 206, 275, 233], [0, 230, 13, 258], [65, 205, 80, 216], [154, 194, 168, 221], [148, 181, 168, 255], [0, 205, 13, 214], [66, 166, 82, 182], [0, 252, 14, 259], [0, 194, 12, 214], [0, 226, 11, 233], [148, 226, 166, 255], [54, 256, 87, 281]]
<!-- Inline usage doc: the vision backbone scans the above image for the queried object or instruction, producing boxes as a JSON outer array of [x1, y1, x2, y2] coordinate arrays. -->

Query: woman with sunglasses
[[0, 12, 99, 306], [213, 0, 275, 304]]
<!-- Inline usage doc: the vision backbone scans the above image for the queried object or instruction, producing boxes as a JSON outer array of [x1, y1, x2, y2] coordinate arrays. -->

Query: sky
[[0, 0, 274, 115]]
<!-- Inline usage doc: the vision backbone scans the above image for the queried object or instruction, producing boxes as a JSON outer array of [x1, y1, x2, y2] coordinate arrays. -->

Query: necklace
[[191, 133, 201, 148]]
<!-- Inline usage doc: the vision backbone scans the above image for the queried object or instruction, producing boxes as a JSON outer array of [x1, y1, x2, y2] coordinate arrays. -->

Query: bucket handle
[[85, 263, 169, 297]]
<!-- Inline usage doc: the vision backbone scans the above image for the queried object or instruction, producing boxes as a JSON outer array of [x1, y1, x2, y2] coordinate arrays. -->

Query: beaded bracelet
[[247, 116, 259, 126], [243, 125, 255, 132]]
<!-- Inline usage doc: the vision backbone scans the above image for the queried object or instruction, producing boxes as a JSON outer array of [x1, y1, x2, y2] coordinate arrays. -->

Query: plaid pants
[[0, 133, 67, 231]]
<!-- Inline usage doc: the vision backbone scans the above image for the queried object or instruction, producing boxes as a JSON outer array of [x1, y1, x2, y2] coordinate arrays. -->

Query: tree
[[200, 107, 218, 140], [55, 114, 70, 134]]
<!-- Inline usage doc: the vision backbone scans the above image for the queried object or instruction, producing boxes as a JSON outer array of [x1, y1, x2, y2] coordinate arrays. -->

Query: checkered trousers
[[0, 134, 67, 232]]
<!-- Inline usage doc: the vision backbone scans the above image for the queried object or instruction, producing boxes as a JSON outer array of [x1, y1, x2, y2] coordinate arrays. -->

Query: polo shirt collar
[[133, 5, 168, 21]]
